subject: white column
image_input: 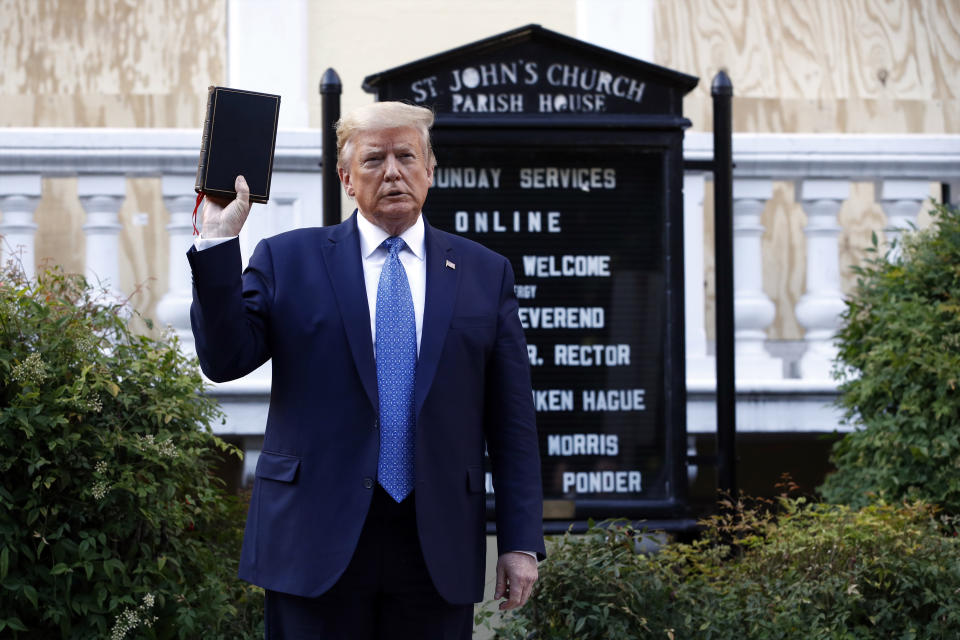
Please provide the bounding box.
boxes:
[77,175,126,296]
[795,179,849,381]
[228,0,309,129]
[0,174,42,280]
[733,178,781,379]
[877,179,931,253]
[157,175,199,357]
[684,171,714,382]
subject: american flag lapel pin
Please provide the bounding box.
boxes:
[445,259,456,270]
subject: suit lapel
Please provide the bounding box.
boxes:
[321,213,379,411]
[416,221,458,416]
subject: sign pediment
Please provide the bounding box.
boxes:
[363,24,699,122]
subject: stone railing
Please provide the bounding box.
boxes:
[682,132,959,433]
[2,128,958,442]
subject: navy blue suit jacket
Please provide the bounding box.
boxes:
[187,213,545,603]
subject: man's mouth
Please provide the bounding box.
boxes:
[384,190,406,198]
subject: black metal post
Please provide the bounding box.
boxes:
[320,68,342,227]
[712,70,737,496]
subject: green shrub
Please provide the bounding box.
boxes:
[486,497,960,639]
[820,203,960,512]
[0,265,263,638]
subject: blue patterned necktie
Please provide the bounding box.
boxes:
[376,237,417,502]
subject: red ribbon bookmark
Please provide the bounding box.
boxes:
[191,192,204,236]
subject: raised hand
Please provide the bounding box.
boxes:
[201,175,251,238]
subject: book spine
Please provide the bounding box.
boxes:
[194,86,217,194]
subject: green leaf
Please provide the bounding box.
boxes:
[22,584,38,608]
[0,547,8,581]
[6,617,28,631]
[102,558,124,579]
[49,563,70,575]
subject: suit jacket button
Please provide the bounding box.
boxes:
[363,477,374,489]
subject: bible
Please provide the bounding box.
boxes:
[195,86,281,204]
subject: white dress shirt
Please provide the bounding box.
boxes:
[355,212,426,355]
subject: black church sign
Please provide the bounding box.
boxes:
[364,25,698,523]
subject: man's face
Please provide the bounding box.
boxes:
[339,126,434,236]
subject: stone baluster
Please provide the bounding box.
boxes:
[157,175,199,357]
[733,178,781,379]
[684,171,714,382]
[795,179,849,381]
[0,174,42,280]
[877,179,931,256]
[77,175,126,298]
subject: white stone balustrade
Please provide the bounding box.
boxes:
[682,171,713,384]
[158,174,201,356]
[1,129,958,435]
[877,179,930,256]
[0,173,41,279]
[732,177,781,379]
[795,179,849,381]
[77,174,126,297]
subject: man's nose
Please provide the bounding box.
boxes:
[384,155,401,180]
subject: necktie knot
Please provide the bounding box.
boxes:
[383,236,405,258]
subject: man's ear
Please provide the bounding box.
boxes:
[338,168,355,197]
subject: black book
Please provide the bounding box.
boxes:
[195,86,281,204]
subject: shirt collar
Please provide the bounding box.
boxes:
[356,210,425,262]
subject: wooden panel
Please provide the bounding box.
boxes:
[661,0,956,348]
[118,179,168,335]
[761,183,806,341]
[0,0,226,127]
[1,0,224,330]
[655,0,960,134]
[33,178,85,277]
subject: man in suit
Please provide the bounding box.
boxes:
[188,101,545,639]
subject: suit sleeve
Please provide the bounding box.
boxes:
[187,237,275,382]
[484,257,547,560]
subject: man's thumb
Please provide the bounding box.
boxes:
[236,175,250,203]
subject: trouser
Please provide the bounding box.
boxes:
[264,486,473,640]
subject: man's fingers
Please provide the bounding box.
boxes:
[494,561,506,600]
[498,575,534,610]
[201,175,251,237]
[495,552,538,610]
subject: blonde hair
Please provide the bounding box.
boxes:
[336,102,436,171]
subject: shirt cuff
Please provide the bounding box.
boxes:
[510,550,538,560]
[194,235,236,251]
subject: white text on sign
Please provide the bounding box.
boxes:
[454,210,561,233]
[548,433,619,456]
[522,255,611,278]
[563,471,642,494]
